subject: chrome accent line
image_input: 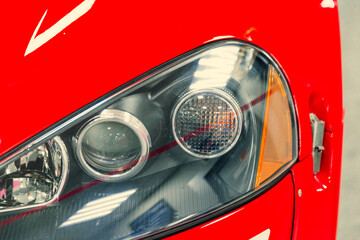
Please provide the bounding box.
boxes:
[310,113,325,173]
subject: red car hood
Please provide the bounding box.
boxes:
[0,0,342,159]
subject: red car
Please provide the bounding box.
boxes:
[0,0,343,239]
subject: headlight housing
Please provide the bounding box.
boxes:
[0,40,297,239]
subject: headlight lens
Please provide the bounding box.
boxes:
[82,122,141,166]
[0,40,297,239]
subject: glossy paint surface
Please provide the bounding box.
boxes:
[292,126,344,240]
[0,0,342,159]
[167,175,294,240]
[0,0,343,239]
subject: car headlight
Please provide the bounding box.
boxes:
[0,40,297,239]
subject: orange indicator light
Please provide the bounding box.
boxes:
[255,65,293,187]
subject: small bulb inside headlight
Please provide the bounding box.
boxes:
[172,89,242,158]
[75,109,151,181]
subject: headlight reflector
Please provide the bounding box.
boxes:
[0,137,68,211]
[172,88,242,158]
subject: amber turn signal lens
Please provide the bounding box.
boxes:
[255,65,293,187]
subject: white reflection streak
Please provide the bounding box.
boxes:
[190,80,229,89]
[59,189,136,228]
[197,59,236,72]
[207,46,239,55]
[206,52,238,60]
[190,47,239,90]
[320,0,335,8]
[204,35,235,43]
[201,209,242,228]
[60,210,114,227]
[194,70,233,79]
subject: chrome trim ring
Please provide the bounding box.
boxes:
[75,109,151,182]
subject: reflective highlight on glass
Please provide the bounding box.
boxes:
[60,189,136,227]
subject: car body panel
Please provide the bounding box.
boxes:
[292,127,344,240]
[0,0,342,159]
[0,0,343,239]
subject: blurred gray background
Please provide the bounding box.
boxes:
[337,0,360,239]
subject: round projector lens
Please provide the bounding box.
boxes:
[81,121,142,171]
[172,89,242,158]
[75,109,151,181]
